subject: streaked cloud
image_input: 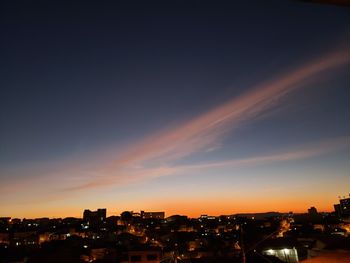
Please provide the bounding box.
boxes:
[180,135,350,170]
[68,47,350,190]
[2,48,350,197]
[106,48,350,170]
[69,135,350,191]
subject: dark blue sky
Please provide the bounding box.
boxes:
[1,0,350,217]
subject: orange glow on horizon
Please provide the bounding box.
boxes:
[2,197,337,219]
[1,47,350,221]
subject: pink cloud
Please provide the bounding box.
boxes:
[3,48,350,195]
[181,136,350,170]
[106,48,350,171]
[87,48,350,184]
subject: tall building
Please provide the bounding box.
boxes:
[339,197,350,216]
[83,208,107,227]
[334,196,350,218]
[334,204,342,217]
[308,207,318,216]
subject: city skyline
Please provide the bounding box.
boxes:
[1,0,350,219]
[2,198,350,220]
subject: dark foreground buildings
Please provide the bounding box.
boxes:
[0,205,350,263]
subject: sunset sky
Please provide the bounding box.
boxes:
[1,0,350,218]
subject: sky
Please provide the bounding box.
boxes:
[1,0,350,218]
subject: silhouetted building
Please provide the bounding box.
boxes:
[334,196,350,218]
[0,217,11,225]
[334,204,342,217]
[308,207,318,216]
[339,197,350,215]
[140,211,165,219]
[83,208,106,227]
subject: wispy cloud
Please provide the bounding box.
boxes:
[180,136,350,170]
[2,48,349,196]
[66,48,350,190]
[67,135,350,191]
[2,134,348,207]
